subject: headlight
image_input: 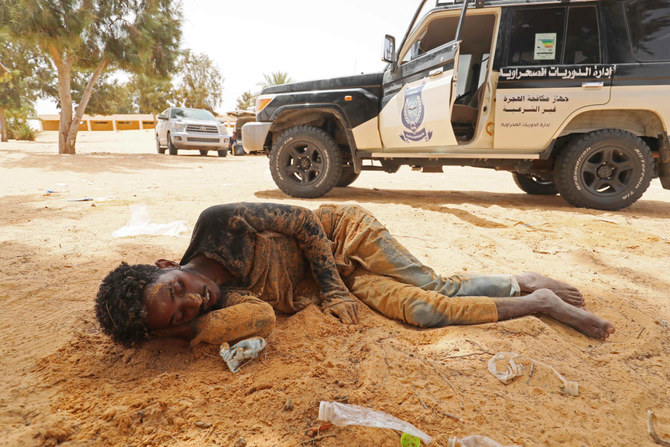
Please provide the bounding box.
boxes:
[255,94,276,113]
[218,125,228,135]
[172,123,186,132]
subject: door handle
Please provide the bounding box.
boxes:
[429,67,444,77]
[582,81,604,88]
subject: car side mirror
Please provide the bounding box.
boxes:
[382,34,397,64]
[158,114,168,120]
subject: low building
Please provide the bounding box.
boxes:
[38,114,157,131]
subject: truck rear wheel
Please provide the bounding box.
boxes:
[553,130,653,210]
[512,173,557,195]
[336,166,360,187]
[270,126,342,198]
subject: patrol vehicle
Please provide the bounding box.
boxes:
[243,0,670,210]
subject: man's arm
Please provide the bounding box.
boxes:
[152,290,276,345]
[225,203,359,323]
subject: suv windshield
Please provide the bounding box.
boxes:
[171,108,217,121]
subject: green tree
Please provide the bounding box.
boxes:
[235,90,258,111]
[173,50,224,113]
[259,71,293,89]
[129,73,174,116]
[71,71,137,115]
[0,38,51,141]
[0,0,182,154]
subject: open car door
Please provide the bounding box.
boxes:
[379,40,461,150]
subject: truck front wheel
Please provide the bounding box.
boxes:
[270,126,342,198]
[168,133,178,155]
[553,130,653,210]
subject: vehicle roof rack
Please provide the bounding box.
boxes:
[436,0,592,8]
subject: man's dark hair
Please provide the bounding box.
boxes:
[95,262,161,347]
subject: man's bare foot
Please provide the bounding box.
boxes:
[534,289,615,340]
[516,272,584,307]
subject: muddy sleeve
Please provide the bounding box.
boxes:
[229,203,353,306]
[190,290,276,345]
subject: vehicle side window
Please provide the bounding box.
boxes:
[507,6,601,66]
[625,0,670,61]
[508,8,566,66]
[564,6,601,64]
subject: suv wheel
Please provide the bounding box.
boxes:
[217,149,227,157]
[336,166,360,187]
[156,135,165,154]
[270,126,342,198]
[168,133,178,155]
[554,130,654,210]
[199,150,208,156]
[512,173,557,195]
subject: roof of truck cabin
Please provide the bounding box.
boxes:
[434,0,601,10]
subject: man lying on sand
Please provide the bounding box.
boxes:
[96,203,615,347]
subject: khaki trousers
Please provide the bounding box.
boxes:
[314,205,520,327]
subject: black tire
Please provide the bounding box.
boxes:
[199,150,209,156]
[269,126,342,198]
[168,133,178,155]
[554,130,654,210]
[217,149,227,157]
[336,166,360,187]
[156,135,165,154]
[512,173,558,195]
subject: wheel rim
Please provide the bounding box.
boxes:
[579,145,638,197]
[527,175,553,186]
[281,141,325,185]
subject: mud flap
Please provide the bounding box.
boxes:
[659,133,670,189]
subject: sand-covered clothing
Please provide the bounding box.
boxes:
[313,204,519,326]
[180,202,520,332]
[180,202,354,314]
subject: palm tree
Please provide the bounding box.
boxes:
[258,71,293,89]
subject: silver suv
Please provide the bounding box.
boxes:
[156,107,229,157]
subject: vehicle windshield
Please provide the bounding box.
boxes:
[171,108,217,121]
[399,1,447,58]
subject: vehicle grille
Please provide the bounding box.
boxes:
[186,124,218,133]
[187,137,220,143]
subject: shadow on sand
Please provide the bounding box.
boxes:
[255,186,670,219]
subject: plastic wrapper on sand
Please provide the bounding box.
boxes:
[318,401,432,444]
[112,204,187,238]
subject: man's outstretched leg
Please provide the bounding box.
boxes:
[515,272,584,307]
[496,288,614,340]
[344,267,614,340]
[315,204,582,304]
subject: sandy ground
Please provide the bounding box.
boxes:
[1,129,669,446]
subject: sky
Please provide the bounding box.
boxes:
[36,0,423,115]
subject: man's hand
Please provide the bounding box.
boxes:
[323,300,359,324]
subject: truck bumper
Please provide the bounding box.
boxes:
[171,131,228,150]
[242,122,271,153]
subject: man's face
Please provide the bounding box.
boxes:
[143,267,221,330]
